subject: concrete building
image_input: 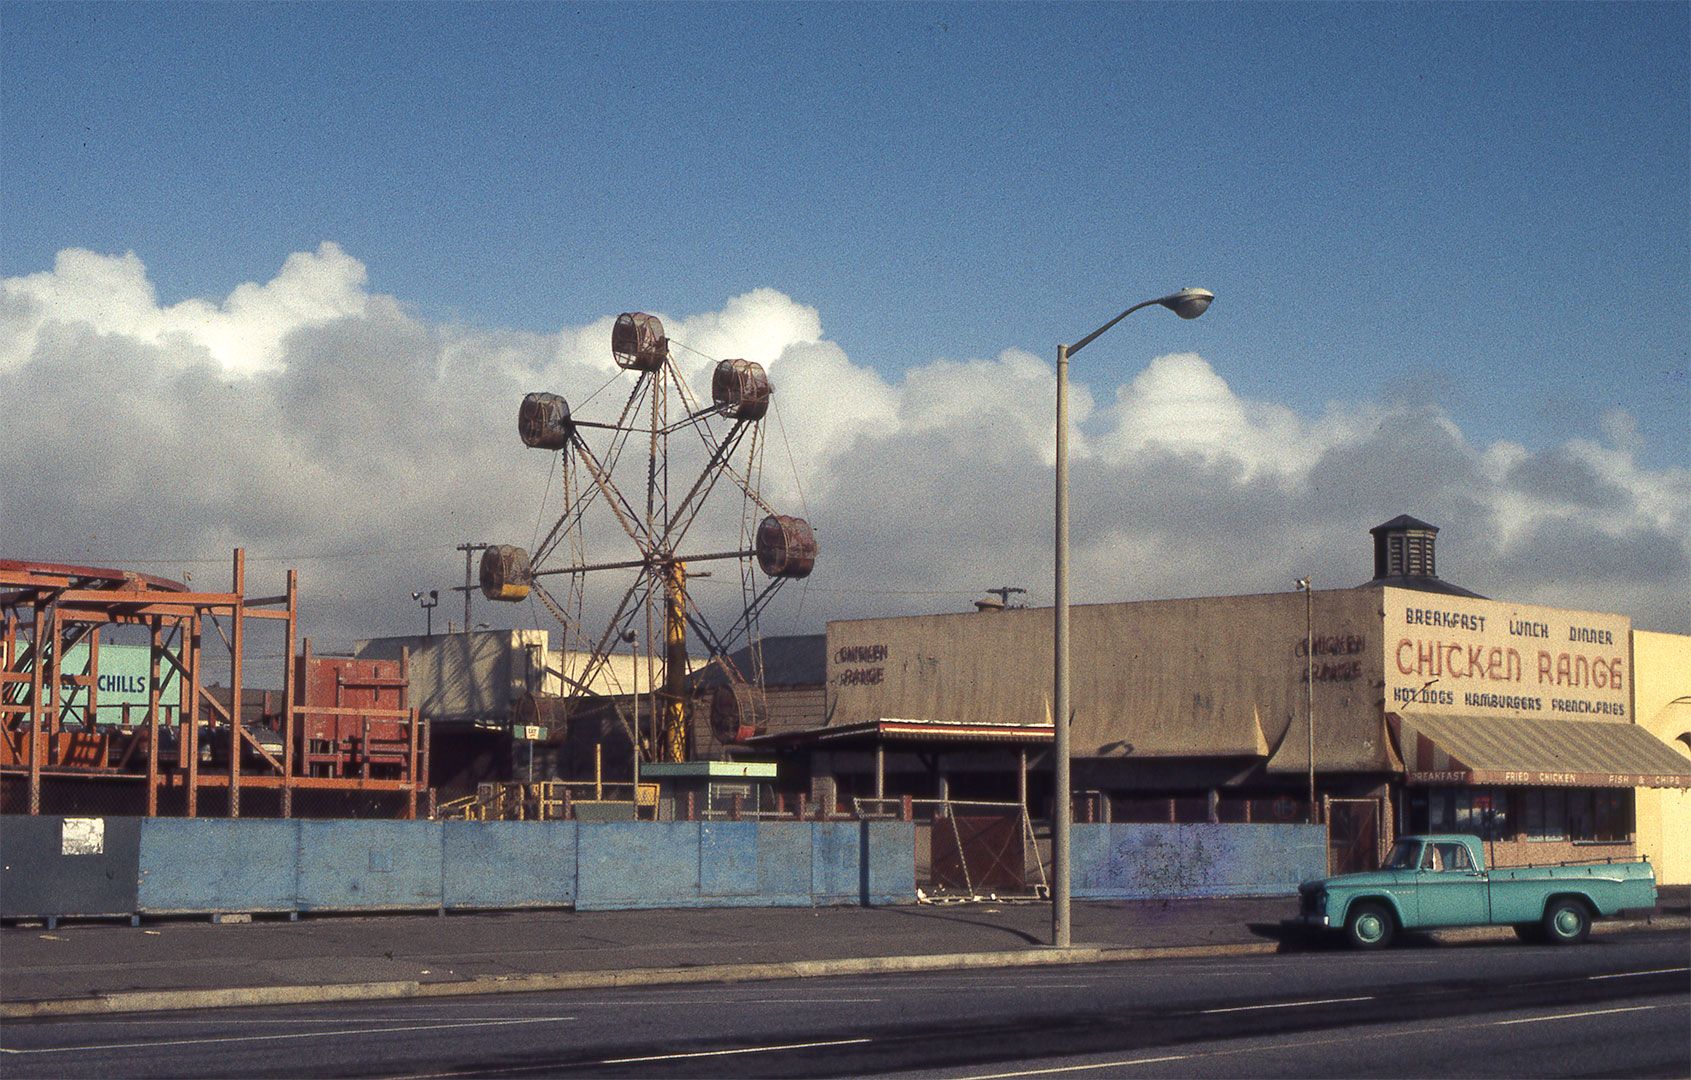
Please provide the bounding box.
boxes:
[688,634,827,757]
[762,518,1691,873]
[1632,629,1691,883]
[354,629,662,796]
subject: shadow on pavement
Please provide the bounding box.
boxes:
[876,905,1045,947]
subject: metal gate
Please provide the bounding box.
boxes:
[1325,797,1385,876]
[854,797,1048,900]
[933,812,1026,892]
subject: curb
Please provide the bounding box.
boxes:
[3,918,1683,1019]
[0,943,1281,1019]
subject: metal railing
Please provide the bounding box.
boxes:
[438,780,653,821]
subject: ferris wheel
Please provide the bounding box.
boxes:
[479,311,816,762]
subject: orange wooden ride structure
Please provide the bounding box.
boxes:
[0,553,428,818]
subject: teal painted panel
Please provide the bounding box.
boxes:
[811,821,863,902]
[32,642,183,727]
[1075,824,1326,899]
[138,818,298,913]
[1487,877,1544,924]
[296,820,443,911]
[864,820,915,904]
[755,822,812,904]
[700,822,758,897]
[576,822,700,910]
[1121,825,1187,895]
[443,820,577,909]
[1070,822,1116,896]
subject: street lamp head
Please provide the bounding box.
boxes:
[1160,288,1214,320]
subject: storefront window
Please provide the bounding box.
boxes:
[1519,787,1630,842]
[1414,786,1633,843]
[1427,788,1454,832]
[1522,788,1544,837]
[1586,789,1631,842]
[1546,789,1567,839]
[1427,786,1508,839]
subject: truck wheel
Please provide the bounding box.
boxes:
[1344,902,1395,950]
[1542,898,1591,945]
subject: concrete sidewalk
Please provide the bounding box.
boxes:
[4,889,1685,1017]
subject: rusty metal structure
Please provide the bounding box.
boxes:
[481,311,817,763]
[0,553,427,818]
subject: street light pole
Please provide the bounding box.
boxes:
[1297,576,1315,823]
[1053,288,1212,949]
[413,590,439,637]
[622,628,640,817]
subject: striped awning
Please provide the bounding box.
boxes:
[1389,713,1691,789]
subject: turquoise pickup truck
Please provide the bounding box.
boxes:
[1294,833,1657,949]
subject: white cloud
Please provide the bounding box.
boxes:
[1,243,368,374]
[2,245,1687,657]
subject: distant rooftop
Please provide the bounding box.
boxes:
[690,634,826,689]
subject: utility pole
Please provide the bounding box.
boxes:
[1297,576,1315,823]
[452,543,490,633]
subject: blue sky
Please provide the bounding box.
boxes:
[6,2,1686,460]
[3,2,1688,640]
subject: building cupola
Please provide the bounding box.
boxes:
[1371,514,1438,579]
[1364,515,1485,598]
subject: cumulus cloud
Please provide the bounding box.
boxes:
[1,243,369,375]
[2,245,1686,671]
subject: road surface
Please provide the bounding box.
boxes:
[3,931,1686,1078]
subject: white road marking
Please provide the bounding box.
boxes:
[1493,1004,1662,1026]
[602,1037,873,1064]
[389,1036,877,1079]
[0,1016,575,1055]
[967,1061,1190,1074]
[1588,967,1690,981]
[951,1001,1685,1078]
[963,1055,1189,1078]
[1201,995,1372,1014]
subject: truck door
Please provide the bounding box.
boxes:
[1416,840,1489,926]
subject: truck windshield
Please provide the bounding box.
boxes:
[1382,840,1421,869]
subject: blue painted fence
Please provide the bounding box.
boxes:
[1071,823,1328,899]
[2,816,916,918]
[2,817,1319,918]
